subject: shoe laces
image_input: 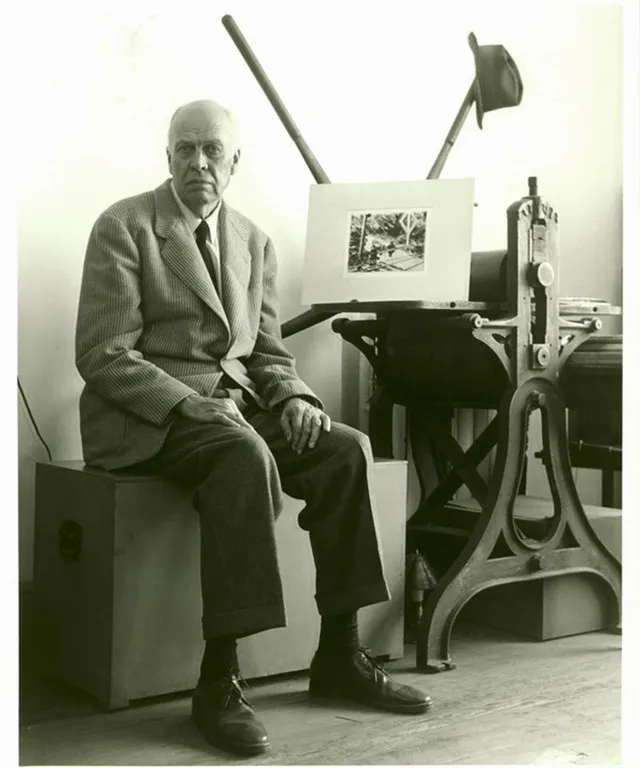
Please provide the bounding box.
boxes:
[357,646,387,674]
[223,673,254,710]
[232,659,253,692]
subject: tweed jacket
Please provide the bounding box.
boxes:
[76,179,320,470]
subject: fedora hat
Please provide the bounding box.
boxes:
[468,32,523,129]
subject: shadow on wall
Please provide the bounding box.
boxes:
[18,436,44,585]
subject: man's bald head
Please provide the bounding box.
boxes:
[166,99,241,217]
[167,100,239,153]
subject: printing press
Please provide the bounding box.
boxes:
[327,178,622,670]
[223,17,623,672]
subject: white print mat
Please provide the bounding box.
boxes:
[302,178,475,306]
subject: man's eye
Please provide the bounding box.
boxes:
[205,145,222,157]
[178,146,192,155]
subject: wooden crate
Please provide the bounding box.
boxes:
[33,459,407,709]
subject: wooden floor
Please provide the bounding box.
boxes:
[20,623,621,766]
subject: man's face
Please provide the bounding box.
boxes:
[167,107,240,216]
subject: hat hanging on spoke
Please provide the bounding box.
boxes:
[468,32,524,129]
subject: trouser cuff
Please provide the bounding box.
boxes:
[202,603,287,641]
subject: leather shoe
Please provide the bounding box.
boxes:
[192,675,270,756]
[309,648,432,714]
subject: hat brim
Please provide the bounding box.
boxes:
[468,32,485,129]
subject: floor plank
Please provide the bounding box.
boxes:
[20,624,621,765]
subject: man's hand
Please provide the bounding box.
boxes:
[174,393,255,430]
[280,398,331,454]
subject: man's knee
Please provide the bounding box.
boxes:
[223,428,275,470]
[322,423,373,466]
[195,427,282,512]
[187,426,276,482]
[295,422,375,531]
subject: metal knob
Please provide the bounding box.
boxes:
[529,553,546,571]
[531,391,547,408]
[528,261,555,288]
[536,347,550,367]
[583,317,603,332]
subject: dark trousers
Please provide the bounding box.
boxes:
[136,406,390,640]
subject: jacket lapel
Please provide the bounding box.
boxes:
[153,181,229,334]
[219,202,251,347]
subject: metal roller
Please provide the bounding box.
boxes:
[468,250,508,302]
[561,335,622,448]
[380,313,509,407]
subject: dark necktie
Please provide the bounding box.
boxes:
[195,220,219,292]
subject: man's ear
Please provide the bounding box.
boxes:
[166,147,173,174]
[230,149,241,176]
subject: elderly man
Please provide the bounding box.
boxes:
[75,99,430,756]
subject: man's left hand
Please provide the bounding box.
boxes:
[280,398,331,454]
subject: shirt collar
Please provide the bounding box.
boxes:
[170,180,222,238]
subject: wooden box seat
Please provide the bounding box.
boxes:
[33,459,408,709]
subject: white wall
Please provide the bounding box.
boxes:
[17,0,623,582]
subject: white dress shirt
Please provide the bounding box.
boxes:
[170,181,223,296]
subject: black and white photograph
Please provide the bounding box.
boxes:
[347,209,428,274]
[11,1,637,766]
